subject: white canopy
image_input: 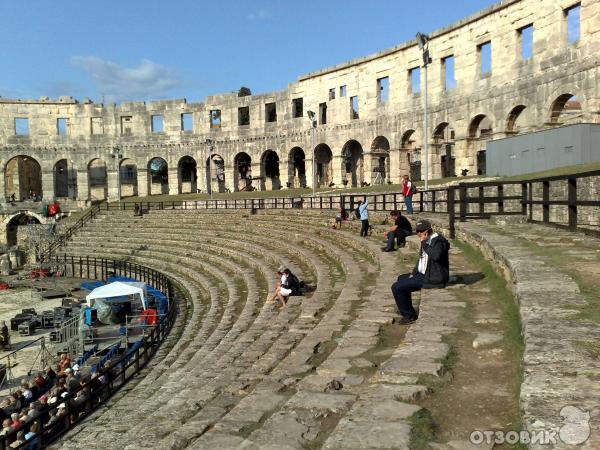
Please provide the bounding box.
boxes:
[86,281,147,309]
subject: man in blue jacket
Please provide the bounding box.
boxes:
[357,200,370,237]
[391,220,450,324]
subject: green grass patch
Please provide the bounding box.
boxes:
[409,409,440,450]
[576,340,600,360]
[453,240,524,356]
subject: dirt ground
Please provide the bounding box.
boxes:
[416,243,524,449]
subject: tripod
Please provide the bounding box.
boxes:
[0,354,15,390]
[373,171,384,185]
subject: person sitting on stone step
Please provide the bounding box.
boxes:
[382,210,413,252]
[391,220,450,324]
[266,267,286,305]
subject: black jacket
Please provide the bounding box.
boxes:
[412,234,450,286]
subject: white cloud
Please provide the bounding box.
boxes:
[247,9,271,20]
[72,56,180,102]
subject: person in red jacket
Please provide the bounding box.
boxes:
[402,174,415,215]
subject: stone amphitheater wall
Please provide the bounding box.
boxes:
[0,0,598,205]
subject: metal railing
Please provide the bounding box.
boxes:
[42,170,600,256]
[42,202,104,260]
[0,256,178,449]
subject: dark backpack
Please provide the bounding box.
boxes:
[287,273,303,295]
[355,207,361,219]
[410,183,418,195]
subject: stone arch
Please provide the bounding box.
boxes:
[314,144,333,188]
[341,140,364,187]
[288,147,306,189]
[120,158,138,197]
[506,105,527,133]
[4,155,42,201]
[370,136,390,184]
[5,213,42,248]
[178,156,197,194]
[53,159,78,200]
[260,150,281,190]
[549,93,581,124]
[233,152,252,192]
[401,129,422,181]
[206,154,225,194]
[147,157,169,195]
[467,114,493,175]
[433,122,456,178]
[88,158,108,201]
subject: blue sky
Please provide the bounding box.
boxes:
[0,0,498,103]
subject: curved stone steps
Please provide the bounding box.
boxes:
[59,212,396,449]
[58,217,352,442]
[65,218,376,446]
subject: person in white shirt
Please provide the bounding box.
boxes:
[391,220,450,324]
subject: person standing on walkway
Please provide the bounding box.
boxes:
[402,174,416,215]
[357,200,370,237]
[391,220,450,324]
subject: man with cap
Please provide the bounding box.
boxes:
[391,219,450,324]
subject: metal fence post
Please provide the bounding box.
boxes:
[448,186,456,239]
[567,177,577,232]
[459,184,467,222]
[542,180,550,223]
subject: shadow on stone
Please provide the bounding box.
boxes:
[450,272,484,286]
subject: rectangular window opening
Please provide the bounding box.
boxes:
[443,56,456,91]
[151,115,164,133]
[519,25,534,60]
[410,67,421,94]
[57,118,69,135]
[339,85,347,97]
[121,116,132,135]
[377,76,390,103]
[238,106,250,126]
[328,88,336,101]
[292,98,304,118]
[565,4,581,44]
[319,102,327,125]
[91,117,104,135]
[210,110,221,129]
[15,118,29,136]
[265,102,277,123]
[181,113,193,132]
[350,96,359,120]
[478,41,492,75]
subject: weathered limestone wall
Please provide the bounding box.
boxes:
[0,0,598,206]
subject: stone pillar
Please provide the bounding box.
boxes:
[168,168,179,195]
[305,154,315,189]
[362,152,373,184]
[137,168,148,198]
[67,160,78,199]
[0,171,5,202]
[107,167,119,201]
[41,169,54,202]
[278,157,289,189]
[389,149,402,184]
[332,155,344,187]
[224,167,235,192]
[251,162,262,191]
[77,170,89,203]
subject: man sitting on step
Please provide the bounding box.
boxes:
[382,210,412,252]
[391,220,450,324]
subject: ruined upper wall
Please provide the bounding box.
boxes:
[0,0,597,148]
